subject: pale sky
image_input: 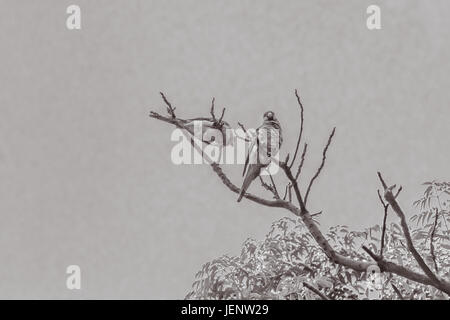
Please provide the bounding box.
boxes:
[0,0,449,298]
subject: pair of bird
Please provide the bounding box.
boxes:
[237,111,282,202]
[182,110,282,202]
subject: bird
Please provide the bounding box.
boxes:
[237,111,282,202]
[182,118,233,147]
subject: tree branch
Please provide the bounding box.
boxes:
[430,208,439,273]
[304,127,336,204]
[294,143,308,181]
[289,89,305,169]
[377,190,389,257]
[150,93,450,297]
[159,92,176,118]
[302,282,331,300]
[377,172,450,293]
[259,175,280,200]
[391,284,404,300]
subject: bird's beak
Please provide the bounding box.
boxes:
[265,113,274,121]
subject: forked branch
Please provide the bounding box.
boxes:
[377,172,450,294]
[150,92,450,296]
[304,127,336,204]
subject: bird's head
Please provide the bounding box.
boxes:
[263,111,276,121]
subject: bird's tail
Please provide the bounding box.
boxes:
[237,189,246,202]
[237,165,260,202]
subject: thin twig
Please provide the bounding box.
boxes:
[311,211,322,217]
[159,92,176,118]
[218,107,226,124]
[280,160,307,212]
[377,172,387,190]
[304,127,336,204]
[289,89,305,169]
[237,121,251,142]
[430,208,439,273]
[377,190,389,257]
[377,172,444,289]
[362,245,381,262]
[210,97,216,121]
[391,284,404,300]
[294,143,308,181]
[282,184,289,201]
[302,282,331,300]
[268,173,280,199]
[259,176,279,199]
[210,97,226,126]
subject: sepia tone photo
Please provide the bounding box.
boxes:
[0,0,449,302]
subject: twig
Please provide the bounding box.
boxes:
[159,92,176,118]
[302,282,331,300]
[377,190,389,257]
[282,184,290,201]
[377,172,387,189]
[430,208,439,273]
[259,176,279,199]
[377,172,447,291]
[304,127,336,204]
[377,186,401,257]
[294,143,308,181]
[391,284,404,300]
[362,245,381,262]
[210,97,216,121]
[280,160,307,212]
[218,107,226,125]
[237,121,251,142]
[311,211,322,217]
[210,97,226,126]
[289,89,305,169]
[268,173,280,199]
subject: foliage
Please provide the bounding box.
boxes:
[186,181,450,300]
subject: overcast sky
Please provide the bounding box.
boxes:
[0,0,449,298]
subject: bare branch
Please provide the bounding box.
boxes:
[311,211,322,217]
[159,92,176,118]
[289,89,305,169]
[378,172,448,292]
[430,208,439,272]
[268,173,280,199]
[377,190,389,257]
[210,97,216,122]
[377,189,386,207]
[259,176,280,200]
[302,282,331,300]
[391,284,404,300]
[394,186,403,198]
[237,122,249,137]
[218,107,226,124]
[282,184,290,201]
[280,161,306,212]
[377,171,387,190]
[210,97,226,126]
[362,245,381,262]
[304,127,336,204]
[235,122,251,142]
[294,143,308,181]
[378,186,402,257]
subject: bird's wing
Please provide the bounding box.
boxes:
[242,128,260,176]
[256,124,281,165]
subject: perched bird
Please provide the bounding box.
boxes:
[183,118,233,147]
[237,111,282,202]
